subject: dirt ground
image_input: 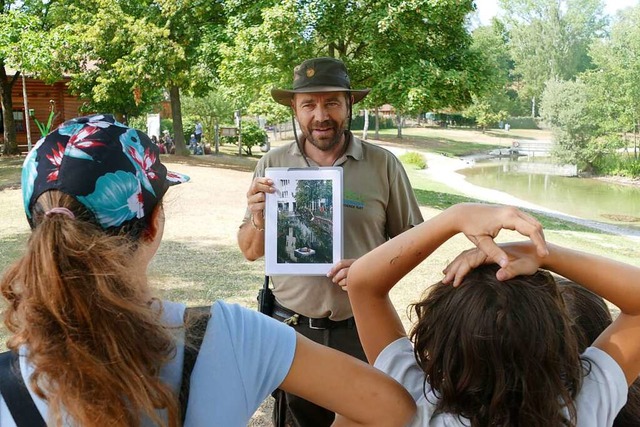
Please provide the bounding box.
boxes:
[1,139,633,425]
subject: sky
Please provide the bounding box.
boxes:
[474,0,640,25]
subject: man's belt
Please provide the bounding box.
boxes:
[272,301,355,330]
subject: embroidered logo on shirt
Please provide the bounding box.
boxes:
[343,190,364,209]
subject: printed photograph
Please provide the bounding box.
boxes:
[264,167,343,275]
[275,179,333,264]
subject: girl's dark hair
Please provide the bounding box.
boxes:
[557,279,612,353]
[558,279,640,427]
[0,191,179,426]
[409,264,583,426]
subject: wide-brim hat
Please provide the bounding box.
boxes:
[271,57,370,106]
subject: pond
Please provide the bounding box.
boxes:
[459,159,640,230]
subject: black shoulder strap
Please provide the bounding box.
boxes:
[180,306,211,423]
[0,351,46,427]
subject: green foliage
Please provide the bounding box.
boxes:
[295,180,333,212]
[181,89,235,144]
[219,0,482,121]
[127,115,147,132]
[161,119,173,135]
[399,151,427,169]
[585,6,640,135]
[592,153,640,178]
[239,121,267,155]
[505,117,540,129]
[464,94,508,131]
[540,79,603,170]
[499,0,607,104]
[351,114,395,130]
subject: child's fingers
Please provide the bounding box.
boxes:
[514,211,548,257]
[473,235,509,268]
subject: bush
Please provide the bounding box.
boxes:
[181,116,198,142]
[399,151,427,169]
[161,119,173,135]
[127,115,147,132]
[593,153,640,178]
[240,121,267,156]
[351,114,396,130]
[505,117,541,129]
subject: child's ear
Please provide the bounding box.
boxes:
[144,205,165,242]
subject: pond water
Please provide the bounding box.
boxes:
[460,159,640,230]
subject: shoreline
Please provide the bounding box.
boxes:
[594,175,640,188]
[378,144,640,239]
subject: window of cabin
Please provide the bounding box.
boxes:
[13,110,25,133]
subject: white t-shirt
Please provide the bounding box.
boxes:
[374,337,628,427]
[0,301,297,426]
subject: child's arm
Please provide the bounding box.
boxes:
[280,334,416,426]
[445,241,640,386]
[347,203,547,364]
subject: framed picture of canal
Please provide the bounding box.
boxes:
[264,167,343,275]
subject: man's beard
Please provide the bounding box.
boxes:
[303,119,348,152]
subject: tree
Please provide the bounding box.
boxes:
[585,6,640,141]
[540,78,606,172]
[52,0,227,155]
[0,1,67,154]
[463,21,513,129]
[182,89,234,154]
[295,179,332,213]
[218,0,482,138]
[499,0,607,116]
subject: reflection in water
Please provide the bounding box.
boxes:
[461,160,640,229]
[278,216,332,264]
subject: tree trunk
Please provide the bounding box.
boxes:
[0,64,19,155]
[169,85,188,155]
[374,107,380,140]
[395,112,403,139]
[531,96,536,118]
[362,109,369,140]
[214,122,219,155]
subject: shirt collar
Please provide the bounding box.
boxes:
[288,131,363,164]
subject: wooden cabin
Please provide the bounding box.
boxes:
[1,71,85,153]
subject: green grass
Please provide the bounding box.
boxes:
[0,157,23,189]
[364,128,504,157]
[398,151,427,169]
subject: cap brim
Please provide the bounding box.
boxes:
[271,87,371,106]
[166,170,190,185]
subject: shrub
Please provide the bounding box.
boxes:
[505,117,541,129]
[399,151,427,169]
[240,121,267,156]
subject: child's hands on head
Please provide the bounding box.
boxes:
[443,242,545,286]
[455,204,548,267]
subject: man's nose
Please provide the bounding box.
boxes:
[313,104,330,121]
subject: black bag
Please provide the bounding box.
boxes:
[257,275,275,316]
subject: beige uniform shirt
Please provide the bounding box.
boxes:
[243,134,423,320]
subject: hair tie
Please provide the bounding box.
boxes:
[44,207,76,220]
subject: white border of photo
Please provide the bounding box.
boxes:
[264,167,343,276]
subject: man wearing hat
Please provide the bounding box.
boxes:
[238,57,423,426]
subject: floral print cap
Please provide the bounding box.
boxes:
[22,114,189,230]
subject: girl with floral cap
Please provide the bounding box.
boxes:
[0,115,414,426]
